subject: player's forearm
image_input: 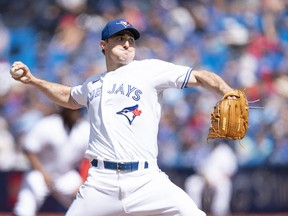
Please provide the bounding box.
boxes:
[189,70,233,95]
[25,150,49,176]
[9,61,80,109]
[30,77,79,109]
[25,150,54,188]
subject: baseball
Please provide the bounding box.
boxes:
[10,67,24,78]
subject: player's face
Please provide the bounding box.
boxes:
[103,31,136,66]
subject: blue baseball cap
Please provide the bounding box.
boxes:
[101,19,140,40]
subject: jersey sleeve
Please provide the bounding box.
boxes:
[71,75,101,107]
[147,59,193,90]
[71,84,87,107]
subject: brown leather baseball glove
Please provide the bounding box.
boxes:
[207,90,249,140]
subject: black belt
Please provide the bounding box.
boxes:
[91,159,149,172]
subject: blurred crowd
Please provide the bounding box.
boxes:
[0,0,288,171]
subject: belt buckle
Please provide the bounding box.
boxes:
[116,162,125,172]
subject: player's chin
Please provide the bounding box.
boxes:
[118,56,134,65]
[119,51,135,62]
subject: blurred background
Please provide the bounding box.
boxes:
[0,0,288,215]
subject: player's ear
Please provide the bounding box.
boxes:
[100,40,106,50]
[100,40,106,55]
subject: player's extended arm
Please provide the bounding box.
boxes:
[24,150,54,190]
[10,61,81,110]
[187,69,233,95]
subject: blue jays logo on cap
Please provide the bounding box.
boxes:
[116,104,142,125]
[101,19,140,40]
[118,20,131,28]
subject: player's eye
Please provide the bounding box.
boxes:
[128,38,135,44]
[115,36,135,43]
[117,37,124,41]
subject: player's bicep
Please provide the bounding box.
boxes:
[186,69,201,87]
[187,69,218,87]
[69,95,85,109]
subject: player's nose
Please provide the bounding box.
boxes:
[123,40,130,49]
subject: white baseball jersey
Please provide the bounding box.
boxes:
[71,59,192,161]
[22,114,90,177]
[14,114,90,216]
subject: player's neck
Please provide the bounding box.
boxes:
[106,62,126,72]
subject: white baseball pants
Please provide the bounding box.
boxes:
[66,165,206,216]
